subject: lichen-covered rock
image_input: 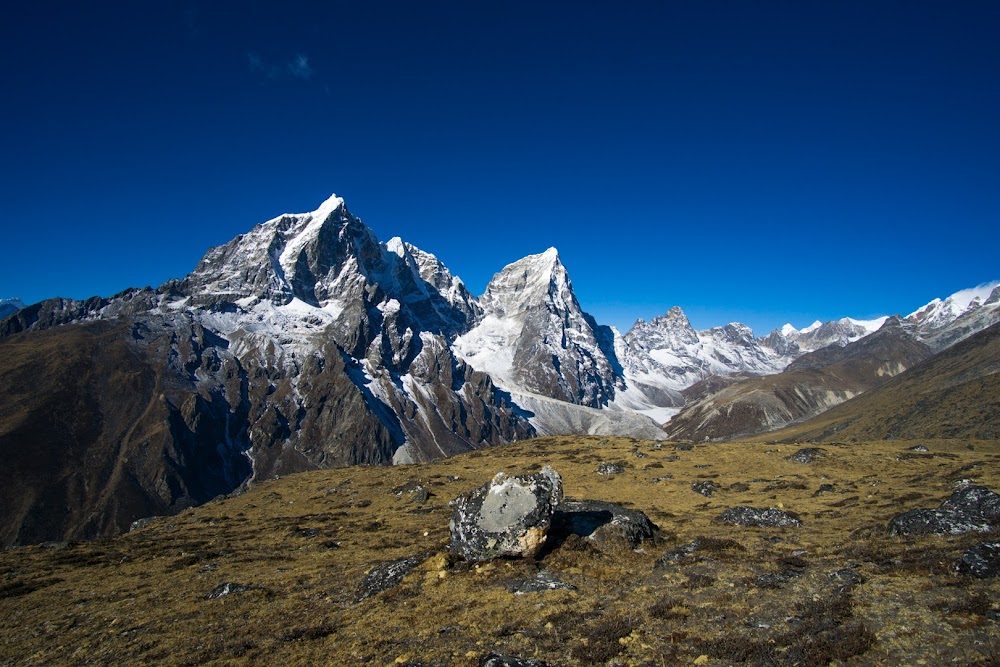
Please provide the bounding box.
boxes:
[954,542,1000,578]
[787,447,827,464]
[654,536,745,569]
[551,499,659,548]
[887,485,1000,536]
[355,552,430,601]
[717,506,802,528]
[449,467,563,562]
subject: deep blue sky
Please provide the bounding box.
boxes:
[2,1,997,335]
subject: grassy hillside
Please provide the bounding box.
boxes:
[761,322,1000,443]
[2,435,999,666]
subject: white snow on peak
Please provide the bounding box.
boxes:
[801,321,823,334]
[780,323,798,336]
[907,281,1000,320]
[845,316,889,333]
[309,193,345,219]
[385,236,406,257]
[542,247,559,259]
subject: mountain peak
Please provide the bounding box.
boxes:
[310,193,345,220]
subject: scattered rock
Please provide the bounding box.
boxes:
[631,448,648,459]
[955,542,1000,578]
[129,516,161,532]
[674,444,694,451]
[449,467,563,562]
[729,482,750,492]
[887,485,1000,536]
[597,461,626,475]
[393,480,431,504]
[206,583,251,599]
[827,568,865,590]
[814,483,836,496]
[503,570,576,594]
[479,654,550,667]
[717,506,802,528]
[654,536,745,568]
[755,570,803,588]
[787,448,827,464]
[692,481,719,497]
[909,444,929,452]
[355,553,430,601]
[651,475,672,483]
[551,499,659,548]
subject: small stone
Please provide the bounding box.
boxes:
[692,481,719,497]
[674,444,694,451]
[814,483,835,496]
[909,444,929,452]
[356,553,430,601]
[479,654,550,667]
[597,461,626,475]
[827,568,865,590]
[787,447,827,464]
[717,506,802,528]
[205,582,251,599]
[503,570,576,594]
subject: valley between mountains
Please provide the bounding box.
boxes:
[0,194,998,547]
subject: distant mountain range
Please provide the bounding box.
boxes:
[1,194,997,545]
[0,297,23,320]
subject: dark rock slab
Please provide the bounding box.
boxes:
[814,483,835,496]
[504,570,576,594]
[955,542,1000,578]
[827,568,865,591]
[449,467,563,562]
[551,499,659,548]
[887,485,1000,536]
[355,552,430,601]
[717,506,802,528]
[787,447,827,464]
[479,654,551,667]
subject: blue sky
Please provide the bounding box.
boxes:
[2,1,997,335]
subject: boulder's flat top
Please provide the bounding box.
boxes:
[2,435,999,666]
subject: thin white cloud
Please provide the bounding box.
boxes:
[288,54,313,80]
[247,52,315,82]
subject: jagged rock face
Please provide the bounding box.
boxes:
[454,249,621,408]
[909,284,1000,351]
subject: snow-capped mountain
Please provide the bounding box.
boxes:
[1,192,996,545]
[0,298,24,320]
[906,282,1000,351]
[453,248,621,409]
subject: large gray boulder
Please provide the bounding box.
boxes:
[450,466,563,562]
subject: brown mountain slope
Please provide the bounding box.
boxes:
[761,321,1000,442]
[663,320,932,442]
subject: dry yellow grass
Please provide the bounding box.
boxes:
[2,436,999,666]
